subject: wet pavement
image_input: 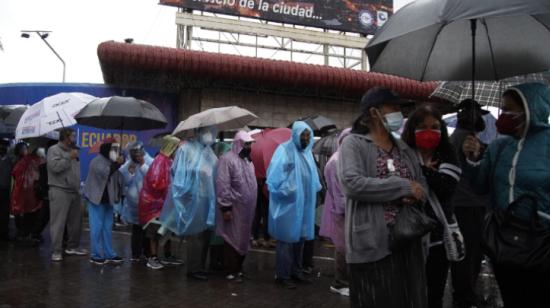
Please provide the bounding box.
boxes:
[0,223,503,308]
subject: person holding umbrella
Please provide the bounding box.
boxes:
[119,142,153,262]
[138,135,180,270]
[83,138,124,265]
[267,121,321,289]
[462,83,550,308]
[215,130,257,282]
[47,128,87,262]
[338,87,428,307]
[158,126,218,281]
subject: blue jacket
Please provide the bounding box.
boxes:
[466,83,550,223]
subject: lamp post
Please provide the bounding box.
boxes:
[21,30,65,82]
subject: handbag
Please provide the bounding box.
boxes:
[481,194,550,271]
[389,202,438,251]
[426,192,466,262]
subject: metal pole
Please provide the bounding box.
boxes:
[38,33,65,83]
[470,19,477,100]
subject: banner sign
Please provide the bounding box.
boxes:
[160,0,393,34]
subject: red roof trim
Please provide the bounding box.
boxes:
[97,41,437,99]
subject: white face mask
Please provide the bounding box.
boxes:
[200,132,214,146]
[109,150,118,162]
[383,111,404,132]
[36,148,46,159]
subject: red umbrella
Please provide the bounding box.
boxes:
[251,128,291,179]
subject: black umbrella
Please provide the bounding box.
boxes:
[75,96,167,130]
[366,0,550,100]
[290,115,337,136]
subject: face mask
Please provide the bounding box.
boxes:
[495,112,524,136]
[383,111,404,132]
[200,132,214,146]
[109,150,118,162]
[0,147,6,156]
[415,129,441,150]
[36,148,46,159]
[239,147,251,160]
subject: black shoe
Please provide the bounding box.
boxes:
[291,275,313,284]
[303,267,313,275]
[275,278,297,289]
[90,258,105,265]
[105,256,124,264]
[187,272,208,281]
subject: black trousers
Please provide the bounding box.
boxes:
[252,181,270,241]
[451,207,485,304]
[426,245,449,308]
[0,188,10,240]
[303,239,315,269]
[493,264,550,308]
[223,242,245,275]
[131,224,150,258]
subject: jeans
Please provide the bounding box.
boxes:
[88,202,117,260]
[275,240,304,280]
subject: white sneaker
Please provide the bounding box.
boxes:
[65,248,88,256]
[147,257,164,270]
[51,253,63,262]
[330,286,350,297]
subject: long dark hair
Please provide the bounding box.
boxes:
[402,104,456,162]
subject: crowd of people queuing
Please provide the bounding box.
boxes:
[0,83,549,308]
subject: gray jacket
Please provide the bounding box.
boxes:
[47,143,80,193]
[83,154,122,205]
[338,134,427,264]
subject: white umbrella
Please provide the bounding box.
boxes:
[15,92,96,140]
[172,106,258,138]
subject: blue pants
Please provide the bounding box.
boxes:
[276,239,305,280]
[88,202,117,260]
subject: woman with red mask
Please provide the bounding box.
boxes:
[402,104,464,308]
[463,83,550,308]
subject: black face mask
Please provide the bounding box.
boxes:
[0,147,6,156]
[239,147,251,160]
[300,139,309,150]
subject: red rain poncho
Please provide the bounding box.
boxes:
[138,153,173,225]
[10,154,43,215]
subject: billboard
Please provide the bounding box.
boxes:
[160,0,393,34]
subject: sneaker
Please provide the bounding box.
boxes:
[330,286,350,297]
[226,274,236,280]
[275,278,297,289]
[291,274,313,284]
[187,272,208,281]
[130,256,142,262]
[105,256,124,264]
[303,266,313,275]
[160,256,184,266]
[51,253,63,262]
[90,258,105,265]
[65,248,88,256]
[147,257,164,270]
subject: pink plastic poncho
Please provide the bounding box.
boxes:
[319,128,351,253]
[215,131,258,255]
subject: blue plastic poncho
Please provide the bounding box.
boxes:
[119,147,154,225]
[159,127,218,236]
[266,121,322,243]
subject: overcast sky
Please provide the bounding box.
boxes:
[0,0,413,84]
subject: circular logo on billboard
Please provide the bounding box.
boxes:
[359,10,374,27]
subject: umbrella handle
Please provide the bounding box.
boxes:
[56,111,65,128]
[470,19,477,101]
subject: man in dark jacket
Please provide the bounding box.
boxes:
[449,99,491,308]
